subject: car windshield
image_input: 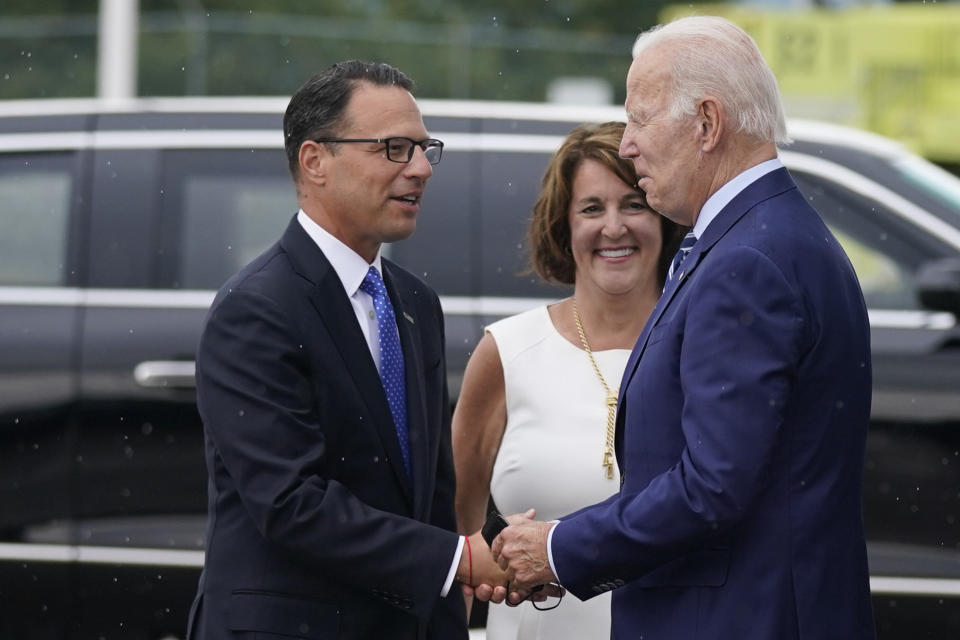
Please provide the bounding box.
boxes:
[894,155,960,226]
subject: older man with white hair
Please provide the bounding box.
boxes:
[487,15,876,640]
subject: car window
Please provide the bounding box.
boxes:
[0,153,73,286]
[158,149,296,290]
[477,150,568,298]
[791,169,954,311]
[388,149,477,296]
[830,227,915,309]
[178,174,294,289]
[894,155,960,226]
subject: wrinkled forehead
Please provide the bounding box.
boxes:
[625,55,672,114]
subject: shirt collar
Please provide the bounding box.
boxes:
[296,209,383,297]
[692,157,784,238]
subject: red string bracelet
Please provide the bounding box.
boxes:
[464,535,473,586]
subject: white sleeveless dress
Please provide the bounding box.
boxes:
[484,305,628,640]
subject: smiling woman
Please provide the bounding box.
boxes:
[567,158,663,302]
[452,121,684,640]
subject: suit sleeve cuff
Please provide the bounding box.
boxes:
[441,535,465,597]
[546,521,562,585]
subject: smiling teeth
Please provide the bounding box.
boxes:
[598,248,635,258]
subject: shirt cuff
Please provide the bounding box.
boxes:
[441,535,465,597]
[546,521,561,585]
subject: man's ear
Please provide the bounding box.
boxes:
[697,97,724,153]
[298,140,328,187]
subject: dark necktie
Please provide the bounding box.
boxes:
[668,231,698,282]
[359,266,411,476]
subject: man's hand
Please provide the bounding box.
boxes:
[490,513,558,599]
[457,531,509,603]
[464,508,535,604]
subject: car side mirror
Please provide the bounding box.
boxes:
[916,258,960,314]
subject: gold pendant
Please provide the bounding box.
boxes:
[602,452,614,479]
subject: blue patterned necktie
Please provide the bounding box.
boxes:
[668,231,698,282]
[359,266,411,477]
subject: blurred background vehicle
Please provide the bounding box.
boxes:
[0,98,959,639]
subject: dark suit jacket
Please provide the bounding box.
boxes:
[186,217,466,640]
[552,168,876,639]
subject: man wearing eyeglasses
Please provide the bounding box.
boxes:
[186,60,501,640]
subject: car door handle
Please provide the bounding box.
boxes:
[133,361,197,389]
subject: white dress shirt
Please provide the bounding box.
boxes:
[691,158,783,238]
[296,210,384,368]
[296,210,463,597]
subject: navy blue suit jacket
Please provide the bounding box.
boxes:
[552,168,876,639]
[186,217,466,640]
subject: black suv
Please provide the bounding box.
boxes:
[2,98,960,639]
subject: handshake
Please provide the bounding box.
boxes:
[456,509,565,606]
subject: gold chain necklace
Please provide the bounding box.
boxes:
[572,297,617,480]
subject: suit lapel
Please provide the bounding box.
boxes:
[383,262,430,519]
[280,218,415,509]
[615,168,798,467]
[618,253,695,401]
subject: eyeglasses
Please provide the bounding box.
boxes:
[506,582,564,611]
[313,136,444,165]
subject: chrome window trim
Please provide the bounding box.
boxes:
[0,129,566,153]
[0,130,283,152]
[870,576,960,597]
[0,97,915,158]
[0,96,289,117]
[0,542,204,568]
[0,287,952,330]
[780,150,960,251]
[0,287,213,308]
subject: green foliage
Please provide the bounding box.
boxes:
[1,0,96,15]
[0,0,696,100]
[0,26,96,99]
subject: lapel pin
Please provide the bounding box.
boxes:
[403,311,415,324]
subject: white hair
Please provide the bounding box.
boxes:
[632,16,790,145]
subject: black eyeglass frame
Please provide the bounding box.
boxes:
[312,137,444,165]
[505,582,564,611]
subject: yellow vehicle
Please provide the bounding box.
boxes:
[663,4,960,164]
